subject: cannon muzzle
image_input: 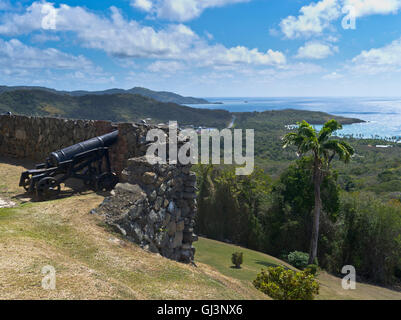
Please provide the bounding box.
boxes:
[48,130,119,167]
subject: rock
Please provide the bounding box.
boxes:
[115,183,145,195]
[163,213,171,226]
[129,203,144,219]
[182,243,192,250]
[163,199,169,208]
[142,172,157,184]
[184,187,197,193]
[167,201,176,214]
[147,210,159,224]
[182,166,191,174]
[172,231,183,248]
[181,206,190,217]
[158,183,167,195]
[149,190,157,201]
[132,223,144,242]
[183,192,197,199]
[183,232,197,243]
[154,197,163,211]
[175,209,181,222]
[176,220,185,232]
[167,221,176,236]
[185,179,196,187]
[144,242,159,253]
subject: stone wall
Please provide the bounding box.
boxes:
[94,156,198,263]
[0,114,198,263]
[0,114,161,175]
[0,114,115,161]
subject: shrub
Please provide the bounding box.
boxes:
[253,266,320,300]
[305,264,319,275]
[287,251,309,269]
[231,252,243,268]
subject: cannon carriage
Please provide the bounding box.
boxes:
[19,131,120,200]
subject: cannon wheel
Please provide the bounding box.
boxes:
[95,172,118,192]
[36,177,61,200]
[21,175,33,192]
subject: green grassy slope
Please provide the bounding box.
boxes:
[0,160,265,300]
[193,237,401,300]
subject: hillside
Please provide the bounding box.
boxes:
[0,90,230,128]
[0,158,265,300]
[0,86,210,105]
[194,238,401,300]
[1,159,400,300]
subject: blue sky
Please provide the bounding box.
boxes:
[0,0,401,97]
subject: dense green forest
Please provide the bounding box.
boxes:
[195,117,401,287]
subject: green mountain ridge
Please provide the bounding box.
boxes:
[0,89,364,130]
[0,89,230,128]
[0,85,211,105]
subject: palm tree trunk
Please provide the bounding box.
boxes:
[309,160,322,265]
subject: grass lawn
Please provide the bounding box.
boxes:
[0,158,266,300]
[194,237,294,281]
[194,237,401,300]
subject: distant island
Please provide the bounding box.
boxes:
[0,85,211,105]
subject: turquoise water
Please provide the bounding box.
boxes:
[187,97,401,141]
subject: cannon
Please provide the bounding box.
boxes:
[19,131,119,200]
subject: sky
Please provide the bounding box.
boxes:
[0,0,401,97]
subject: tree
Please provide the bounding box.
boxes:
[231,252,243,268]
[283,120,354,264]
[253,266,319,300]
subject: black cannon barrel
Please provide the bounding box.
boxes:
[48,130,119,167]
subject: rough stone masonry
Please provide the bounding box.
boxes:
[94,156,198,263]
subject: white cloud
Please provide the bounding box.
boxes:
[0,3,198,59]
[350,37,401,74]
[296,41,338,59]
[191,45,286,67]
[30,33,60,43]
[0,1,285,68]
[130,0,250,21]
[0,38,93,70]
[322,71,343,79]
[343,0,401,17]
[280,0,341,39]
[148,60,185,72]
[280,0,401,39]
[132,0,153,11]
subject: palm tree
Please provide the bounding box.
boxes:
[283,120,354,264]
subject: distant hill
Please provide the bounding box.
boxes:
[0,89,230,128]
[0,85,211,105]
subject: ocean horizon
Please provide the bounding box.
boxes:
[187,97,401,141]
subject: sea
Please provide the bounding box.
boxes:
[187,97,401,141]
